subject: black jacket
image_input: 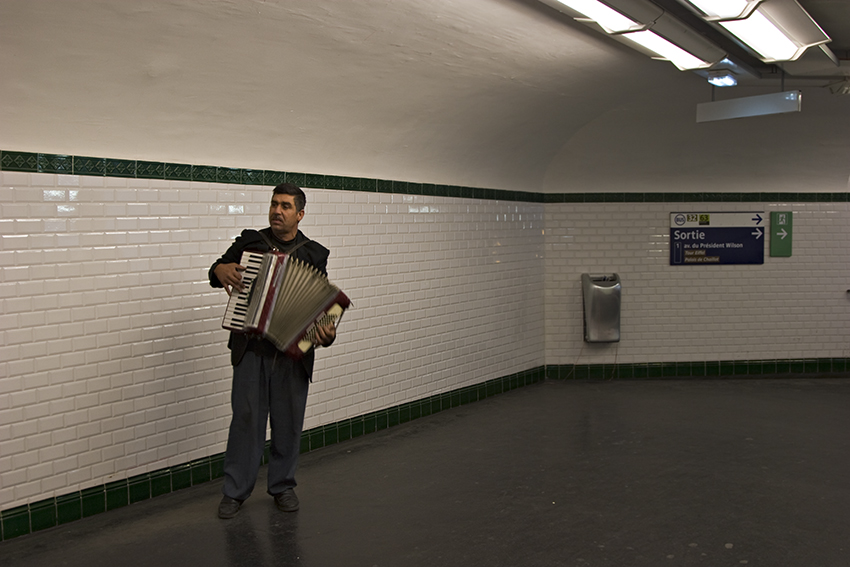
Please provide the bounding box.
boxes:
[209,228,332,375]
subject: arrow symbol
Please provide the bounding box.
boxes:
[777,228,788,240]
[752,214,763,225]
[752,228,763,239]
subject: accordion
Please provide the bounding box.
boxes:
[221,250,351,359]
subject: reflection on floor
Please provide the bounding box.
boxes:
[2,378,849,567]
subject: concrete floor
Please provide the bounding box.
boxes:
[2,378,849,567]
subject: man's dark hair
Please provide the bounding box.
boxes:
[272,183,306,212]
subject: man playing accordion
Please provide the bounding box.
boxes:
[209,183,336,519]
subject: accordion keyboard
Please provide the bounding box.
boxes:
[221,250,266,331]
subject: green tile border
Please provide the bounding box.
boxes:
[3,150,846,203]
[0,366,545,542]
[545,358,850,381]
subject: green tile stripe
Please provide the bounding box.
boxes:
[542,191,850,203]
[0,367,544,542]
[545,357,850,380]
[2,150,847,203]
[0,150,539,203]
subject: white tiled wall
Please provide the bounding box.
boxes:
[0,172,545,510]
[3,171,849,512]
[544,201,850,365]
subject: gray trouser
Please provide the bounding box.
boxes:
[222,349,309,501]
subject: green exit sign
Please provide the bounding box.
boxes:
[770,212,793,257]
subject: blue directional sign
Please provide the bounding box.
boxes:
[670,212,765,265]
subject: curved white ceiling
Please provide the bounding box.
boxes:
[1,0,848,192]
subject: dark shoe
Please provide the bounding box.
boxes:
[274,489,299,512]
[218,496,243,519]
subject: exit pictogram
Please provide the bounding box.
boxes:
[770,212,793,257]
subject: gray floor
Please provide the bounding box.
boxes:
[2,378,849,567]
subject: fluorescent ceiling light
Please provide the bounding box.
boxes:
[682,0,831,62]
[553,0,642,33]
[719,10,800,61]
[544,0,725,70]
[685,0,757,20]
[622,30,713,70]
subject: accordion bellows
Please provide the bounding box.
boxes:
[222,250,351,359]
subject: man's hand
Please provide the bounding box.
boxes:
[214,262,247,296]
[314,322,336,347]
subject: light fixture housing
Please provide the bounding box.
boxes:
[827,79,850,96]
[679,0,831,63]
[546,0,726,70]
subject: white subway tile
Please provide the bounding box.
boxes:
[3,173,848,509]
